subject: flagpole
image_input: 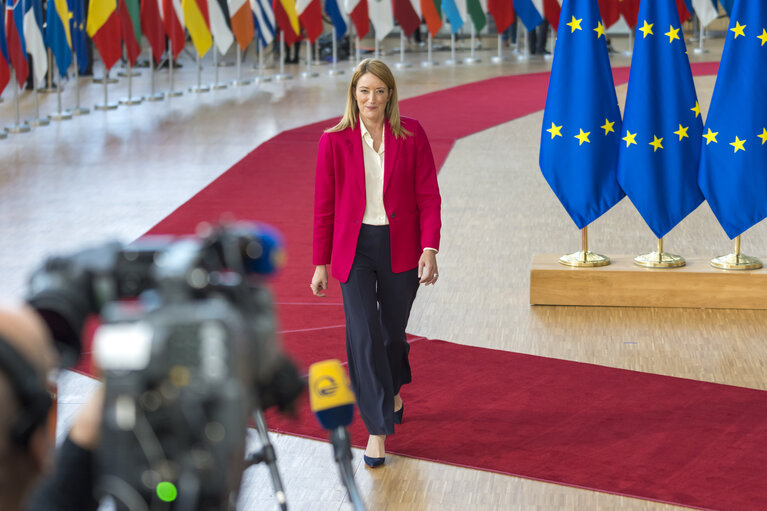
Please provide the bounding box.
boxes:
[517,24,529,61]
[167,41,183,97]
[693,19,708,55]
[255,37,273,83]
[146,56,165,101]
[464,24,480,63]
[491,33,506,64]
[355,35,361,65]
[445,32,457,65]
[421,32,438,67]
[394,30,411,68]
[623,27,634,57]
[28,67,51,126]
[233,45,252,85]
[212,41,228,89]
[559,226,610,267]
[117,48,141,77]
[300,40,318,78]
[328,27,345,75]
[71,53,91,114]
[5,72,31,133]
[276,32,293,80]
[190,53,211,92]
[634,237,685,268]
[119,61,144,104]
[711,235,762,270]
[40,48,56,92]
[94,68,119,110]
[48,62,73,121]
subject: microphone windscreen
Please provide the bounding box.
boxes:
[308,359,355,430]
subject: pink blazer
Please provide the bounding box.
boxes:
[313,117,442,283]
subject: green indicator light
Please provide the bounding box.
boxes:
[156,481,178,503]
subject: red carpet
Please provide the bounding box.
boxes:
[85,62,767,509]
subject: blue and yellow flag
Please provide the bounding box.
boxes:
[68,0,89,74]
[539,0,624,229]
[45,0,73,77]
[698,0,767,239]
[617,0,704,239]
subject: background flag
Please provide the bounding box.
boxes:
[392,0,419,37]
[368,0,394,41]
[325,0,348,41]
[69,0,89,73]
[250,0,275,46]
[44,0,72,77]
[676,0,691,22]
[296,0,322,42]
[5,0,28,87]
[229,0,254,49]
[141,0,165,64]
[23,0,46,83]
[161,0,186,59]
[87,0,122,70]
[699,0,767,238]
[692,0,718,26]
[515,0,543,31]
[119,0,141,65]
[488,0,514,34]
[618,0,639,29]
[539,0,625,228]
[0,2,10,95]
[420,0,441,36]
[345,0,368,38]
[183,0,213,56]
[209,0,235,53]
[719,0,732,16]
[597,0,620,28]
[543,0,560,30]
[467,0,486,32]
[617,0,703,239]
[442,0,464,34]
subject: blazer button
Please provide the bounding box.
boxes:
[390,212,396,218]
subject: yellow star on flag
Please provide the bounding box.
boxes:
[649,135,664,152]
[574,129,591,145]
[730,136,746,153]
[601,119,615,135]
[665,26,680,43]
[623,131,637,148]
[594,22,605,39]
[758,128,767,145]
[758,29,767,46]
[702,129,718,145]
[691,102,701,118]
[547,122,563,139]
[674,124,689,141]
[567,16,582,33]
[639,20,654,38]
[731,21,746,39]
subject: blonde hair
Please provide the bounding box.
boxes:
[326,58,411,138]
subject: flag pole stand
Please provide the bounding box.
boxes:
[48,70,73,121]
[146,57,165,101]
[71,54,91,114]
[693,21,708,54]
[275,32,293,80]
[93,63,119,84]
[559,226,610,267]
[167,44,184,97]
[517,25,529,60]
[394,31,411,68]
[463,24,480,63]
[491,33,507,64]
[190,53,211,92]
[28,71,51,126]
[355,35,361,65]
[117,49,141,78]
[5,73,31,133]
[211,43,228,89]
[421,33,438,67]
[711,235,762,270]
[622,28,634,57]
[232,45,252,85]
[634,237,685,268]
[254,40,273,83]
[40,49,57,93]
[313,39,322,66]
[328,27,345,75]
[444,33,458,65]
[119,62,144,104]
[300,40,318,78]
[94,69,119,110]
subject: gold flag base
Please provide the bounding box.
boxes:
[634,251,685,268]
[559,251,610,268]
[710,253,762,271]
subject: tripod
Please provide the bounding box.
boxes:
[244,409,288,510]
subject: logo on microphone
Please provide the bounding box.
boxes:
[314,376,339,397]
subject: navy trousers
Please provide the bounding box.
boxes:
[340,224,419,435]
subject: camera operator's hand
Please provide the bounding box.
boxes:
[69,387,105,451]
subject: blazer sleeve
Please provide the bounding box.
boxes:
[313,132,335,265]
[413,121,442,251]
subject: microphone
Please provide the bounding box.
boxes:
[308,360,365,511]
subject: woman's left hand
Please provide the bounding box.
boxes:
[418,250,439,285]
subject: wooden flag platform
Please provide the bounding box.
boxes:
[530,254,767,310]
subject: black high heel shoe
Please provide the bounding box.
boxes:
[363,454,386,468]
[394,404,404,425]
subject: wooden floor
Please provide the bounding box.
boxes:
[3,31,763,510]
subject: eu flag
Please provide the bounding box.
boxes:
[539,0,625,229]
[698,0,767,239]
[617,0,703,239]
[68,0,89,74]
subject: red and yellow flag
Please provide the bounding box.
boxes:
[86,0,122,70]
[182,0,212,56]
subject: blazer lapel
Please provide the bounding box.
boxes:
[347,122,365,194]
[383,119,400,196]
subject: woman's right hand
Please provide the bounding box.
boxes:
[310,265,329,297]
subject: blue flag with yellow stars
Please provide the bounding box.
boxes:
[699,0,767,239]
[617,0,703,239]
[539,0,624,229]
